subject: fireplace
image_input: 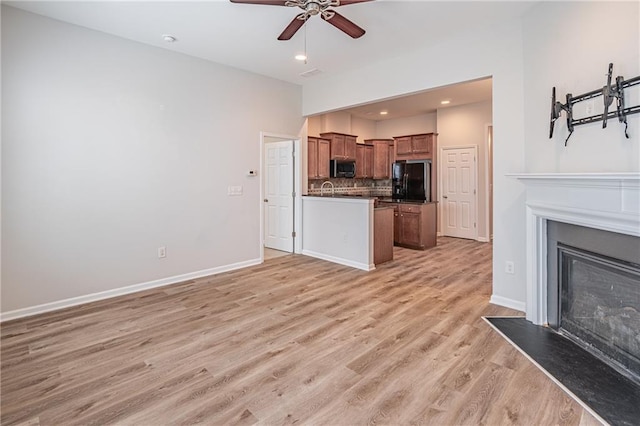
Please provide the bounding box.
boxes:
[546,220,640,383]
[510,172,640,327]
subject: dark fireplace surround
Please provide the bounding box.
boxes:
[547,221,640,384]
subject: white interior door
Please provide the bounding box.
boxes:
[442,147,477,240]
[264,140,294,252]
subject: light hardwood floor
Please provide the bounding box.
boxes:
[1,238,600,425]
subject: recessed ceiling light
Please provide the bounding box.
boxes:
[441,100,451,105]
[162,34,177,43]
[295,53,307,61]
[380,111,388,115]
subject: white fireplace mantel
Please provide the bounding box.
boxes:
[509,172,640,325]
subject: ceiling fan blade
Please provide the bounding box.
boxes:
[321,11,365,38]
[229,0,289,5]
[278,15,307,40]
[334,0,374,6]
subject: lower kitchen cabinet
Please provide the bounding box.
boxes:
[374,207,394,264]
[382,202,437,250]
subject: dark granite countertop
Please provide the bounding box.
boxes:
[303,194,378,200]
[376,197,438,205]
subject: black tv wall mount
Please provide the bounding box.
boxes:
[549,63,640,146]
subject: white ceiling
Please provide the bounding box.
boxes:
[6,0,533,116]
[343,77,493,120]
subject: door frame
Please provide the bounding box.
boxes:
[484,123,493,242]
[259,132,302,262]
[439,144,479,241]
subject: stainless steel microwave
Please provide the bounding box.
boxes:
[330,160,356,178]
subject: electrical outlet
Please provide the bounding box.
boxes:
[505,261,515,274]
[227,185,243,196]
[158,246,167,258]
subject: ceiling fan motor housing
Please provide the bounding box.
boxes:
[232,0,368,40]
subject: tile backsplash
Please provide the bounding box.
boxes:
[308,178,392,197]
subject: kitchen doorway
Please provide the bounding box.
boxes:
[261,133,301,259]
[441,146,478,240]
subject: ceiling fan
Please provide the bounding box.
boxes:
[230,0,373,41]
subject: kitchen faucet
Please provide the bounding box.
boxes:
[320,181,335,196]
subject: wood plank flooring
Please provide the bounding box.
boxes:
[1,237,601,425]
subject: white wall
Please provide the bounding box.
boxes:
[303,21,527,309]
[1,7,303,314]
[321,111,351,135]
[307,115,322,138]
[302,197,374,271]
[523,2,639,173]
[351,116,377,143]
[375,113,437,139]
[437,101,492,240]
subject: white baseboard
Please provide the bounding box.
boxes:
[477,236,490,242]
[301,250,374,271]
[0,258,262,323]
[489,295,526,313]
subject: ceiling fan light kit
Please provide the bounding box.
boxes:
[230,0,372,40]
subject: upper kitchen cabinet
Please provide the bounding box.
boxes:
[320,132,357,161]
[356,144,374,178]
[393,133,437,160]
[365,139,394,179]
[308,137,330,179]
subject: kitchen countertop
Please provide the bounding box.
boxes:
[303,195,438,205]
[376,197,438,205]
[303,194,378,200]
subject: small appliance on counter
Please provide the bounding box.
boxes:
[330,160,356,178]
[392,160,431,202]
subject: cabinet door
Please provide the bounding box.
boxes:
[395,137,412,156]
[308,137,318,179]
[400,212,421,247]
[393,209,400,244]
[373,142,389,179]
[388,141,395,174]
[412,134,432,155]
[355,144,366,178]
[317,139,330,178]
[365,145,374,178]
[344,135,357,160]
[331,134,346,159]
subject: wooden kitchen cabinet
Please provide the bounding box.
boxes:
[320,132,357,161]
[395,137,413,157]
[374,207,394,265]
[356,144,374,178]
[380,202,437,250]
[365,139,394,179]
[394,133,437,160]
[307,136,330,179]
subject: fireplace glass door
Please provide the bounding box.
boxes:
[559,244,640,381]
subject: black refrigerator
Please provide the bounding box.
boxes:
[392,161,431,202]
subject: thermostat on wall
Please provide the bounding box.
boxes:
[247,170,257,176]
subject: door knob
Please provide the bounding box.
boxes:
[264,199,269,202]
[443,195,448,199]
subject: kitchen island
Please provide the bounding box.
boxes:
[301,195,393,271]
